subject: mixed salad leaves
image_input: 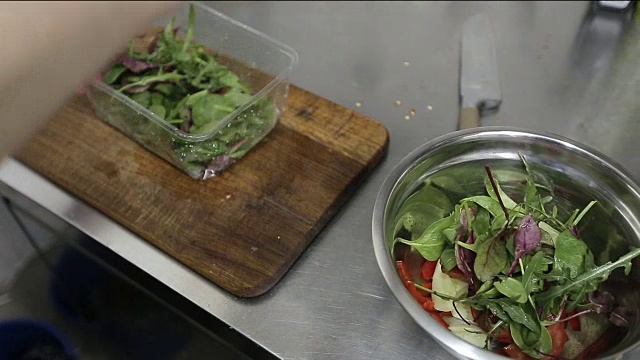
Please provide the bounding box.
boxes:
[392,154,640,359]
[101,5,276,177]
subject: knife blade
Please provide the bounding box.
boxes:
[459,13,502,130]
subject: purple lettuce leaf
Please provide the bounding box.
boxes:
[507,214,542,275]
[455,207,479,292]
[121,79,173,94]
[203,155,236,179]
[117,55,161,74]
[569,225,580,238]
[123,84,152,94]
[456,231,478,293]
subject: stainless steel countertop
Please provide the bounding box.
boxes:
[2,1,639,359]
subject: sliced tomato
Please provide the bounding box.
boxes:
[421,281,432,290]
[446,266,467,282]
[495,327,512,344]
[422,297,436,312]
[404,249,425,280]
[567,310,581,331]
[396,260,412,283]
[545,322,569,359]
[471,307,481,321]
[421,260,438,281]
[503,344,534,360]
[405,281,430,304]
[475,310,491,332]
[430,312,449,329]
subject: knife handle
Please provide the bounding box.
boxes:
[459,107,480,130]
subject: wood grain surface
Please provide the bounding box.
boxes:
[16,85,389,297]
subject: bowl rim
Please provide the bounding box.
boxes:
[372,126,640,360]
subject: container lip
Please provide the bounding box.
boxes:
[93,0,299,142]
[372,126,640,360]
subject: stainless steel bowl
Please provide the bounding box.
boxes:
[372,127,640,360]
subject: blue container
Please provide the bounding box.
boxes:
[0,318,77,360]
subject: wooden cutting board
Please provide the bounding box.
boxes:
[15,85,389,297]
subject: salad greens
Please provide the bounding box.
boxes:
[393,155,640,359]
[101,5,276,178]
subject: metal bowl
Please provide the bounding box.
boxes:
[372,127,640,360]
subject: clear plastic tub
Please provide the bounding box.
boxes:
[86,1,298,179]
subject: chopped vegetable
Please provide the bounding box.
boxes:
[445,316,488,348]
[392,154,640,359]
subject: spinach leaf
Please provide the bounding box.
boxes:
[442,227,457,243]
[554,230,590,279]
[475,281,494,295]
[498,299,539,332]
[191,94,235,128]
[484,301,509,323]
[484,176,518,210]
[475,285,501,299]
[430,175,465,194]
[538,324,553,355]
[494,278,527,303]
[104,64,127,84]
[149,104,166,119]
[225,89,254,107]
[472,298,539,333]
[462,196,503,218]
[402,183,453,215]
[510,323,538,354]
[119,72,186,93]
[474,237,508,282]
[130,92,151,108]
[521,251,552,295]
[394,185,452,239]
[394,202,445,239]
[538,221,559,244]
[440,247,458,272]
[510,322,550,358]
[472,208,491,237]
[399,215,456,261]
[490,213,507,232]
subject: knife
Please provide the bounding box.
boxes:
[459,13,502,130]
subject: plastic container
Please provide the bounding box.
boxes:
[86,1,298,180]
[0,319,77,360]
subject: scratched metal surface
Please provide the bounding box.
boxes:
[2,1,640,359]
